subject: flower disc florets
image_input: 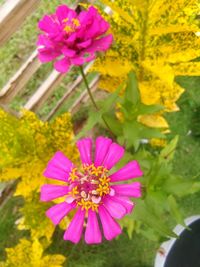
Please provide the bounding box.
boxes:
[68,164,112,211]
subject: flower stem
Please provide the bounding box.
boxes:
[79,66,115,138]
[79,66,98,110]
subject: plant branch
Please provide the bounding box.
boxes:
[79,66,115,138]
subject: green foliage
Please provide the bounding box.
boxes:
[76,84,122,139]
[130,134,200,240]
[78,71,165,150]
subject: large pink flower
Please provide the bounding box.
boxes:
[41,136,143,244]
[37,5,113,73]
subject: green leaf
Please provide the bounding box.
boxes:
[139,228,159,241]
[146,161,170,188]
[137,103,164,115]
[99,84,122,113]
[133,200,177,238]
[120,217,135,239]
[163,175,194,197]
[140,125,165,139]
[103,113,123,136]
[160,135,179,162]
[168,195,186,226]
[76,111,102,139]
[123,121,140,150]
[125,71,140,105]
[190,182,200,194]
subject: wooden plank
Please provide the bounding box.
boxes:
[69,75,99,114]
[0,0,40,46]
[0,50,40,104]
[23,70,65,112]
[45,62,94,120]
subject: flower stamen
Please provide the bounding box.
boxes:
[68,164,110,210]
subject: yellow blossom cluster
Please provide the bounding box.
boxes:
[0,238,66,267]
[0,109,79,264]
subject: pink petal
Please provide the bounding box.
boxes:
[86,35,113,53]
[61,47,76,57]
[46,202,75,225]
[48,151,73,173]
[43,165,69,182]
[66,32,77,44]
[94,136,112,167]
[103,196,127,219]
[38,48,59,63]
[76,138,93,165]
[84,19,100,39]
[85,210,102,244]
[40,184,69,202]
[43,151,73,182]
[38,15,58,33]
[37,34,52,47]
[110,196,134,214]
[54,57,70,73]
[103,143,125,170]
[56,5,76,23]
[98,205,122,241]
[70,56,85,66]
[99,17,110,34]
[77,39,92,49]
[77,10,88,24]
[109,160,143,182]
[78,6,97,25]
[111,182,142,198]
[64,208,85,243]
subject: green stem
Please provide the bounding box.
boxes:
[79,66,115,138]
[79,66,98,110]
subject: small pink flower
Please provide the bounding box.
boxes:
[41,136,143,244]
[37,5,113,73]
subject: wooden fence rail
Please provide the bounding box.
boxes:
[0,0,40,46]
[0,50,40,104]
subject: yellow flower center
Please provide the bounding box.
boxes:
[68,164,110,211]
[62,17,80,33]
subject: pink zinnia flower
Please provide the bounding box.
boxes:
[41,136,143,244]
[37,5,113,73]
